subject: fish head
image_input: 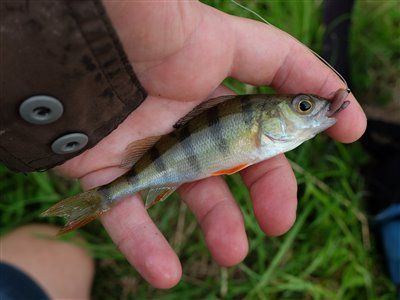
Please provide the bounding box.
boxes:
[260,89,350,144]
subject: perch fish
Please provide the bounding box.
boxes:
[42,88,350,234]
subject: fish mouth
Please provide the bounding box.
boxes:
[326,88,351,118]
[311,88,351,132]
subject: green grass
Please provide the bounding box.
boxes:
[350,0,400,106]
[1,1,399,299]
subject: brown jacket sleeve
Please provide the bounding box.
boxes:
[0,0,147,172]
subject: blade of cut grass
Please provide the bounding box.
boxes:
[246,200,315,298]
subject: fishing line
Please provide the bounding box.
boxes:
[231,0,349,89]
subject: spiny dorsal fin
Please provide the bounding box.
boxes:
[121,135,161,168]
[173,95,237,129]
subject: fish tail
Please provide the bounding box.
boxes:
[41,189,107,235]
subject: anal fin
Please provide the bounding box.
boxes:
[143,186,178,209]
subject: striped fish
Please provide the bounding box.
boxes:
[42,89,350,234]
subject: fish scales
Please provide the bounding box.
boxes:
[117,97,260,199]
[42,89,351,233]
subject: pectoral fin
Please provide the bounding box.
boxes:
[142,186,178,209]
[258,117,290,144]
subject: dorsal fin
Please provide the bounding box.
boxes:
[173,95,237,129]
[120,135,161,168]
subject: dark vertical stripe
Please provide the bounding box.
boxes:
[208,106,229,155]
[149,146,167,172]
[97,185,111,203]
[126,167,139,185]
[179,126,202,173]
[240,96,254,126]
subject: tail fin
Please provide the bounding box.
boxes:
[41,189,106,235]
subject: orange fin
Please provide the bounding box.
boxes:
[211,163,249,176]
[41,189,106,235]
[57,213,101,235]
[143,186,178,209]
[121,135,161,168]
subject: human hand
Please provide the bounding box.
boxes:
[57,2,366,288]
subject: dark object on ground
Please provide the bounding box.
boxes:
[362,120,400,297]
[322,0,355,83]
[322,1,399,296]
[375,205,400,297]
[362,120,400,214]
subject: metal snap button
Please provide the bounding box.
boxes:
[51,133,89,154]
[19,95,63,124]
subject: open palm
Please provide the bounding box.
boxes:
[57,2,366,288]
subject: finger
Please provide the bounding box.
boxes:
[101,195,182,289]
[179,176,248,266]
[208,84,236,98]
[57,94,198,179]
[80,169,181,289]
[241,154,298,236]
[228,15,366,143]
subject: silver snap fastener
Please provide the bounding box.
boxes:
[19,95,63,124]
[51,133,88,154]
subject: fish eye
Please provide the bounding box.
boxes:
[293,95,314,114]
[299,100,312,112]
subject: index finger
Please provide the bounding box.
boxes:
[227,15,366,143]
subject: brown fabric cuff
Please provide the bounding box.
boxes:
[0,0,147,172]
